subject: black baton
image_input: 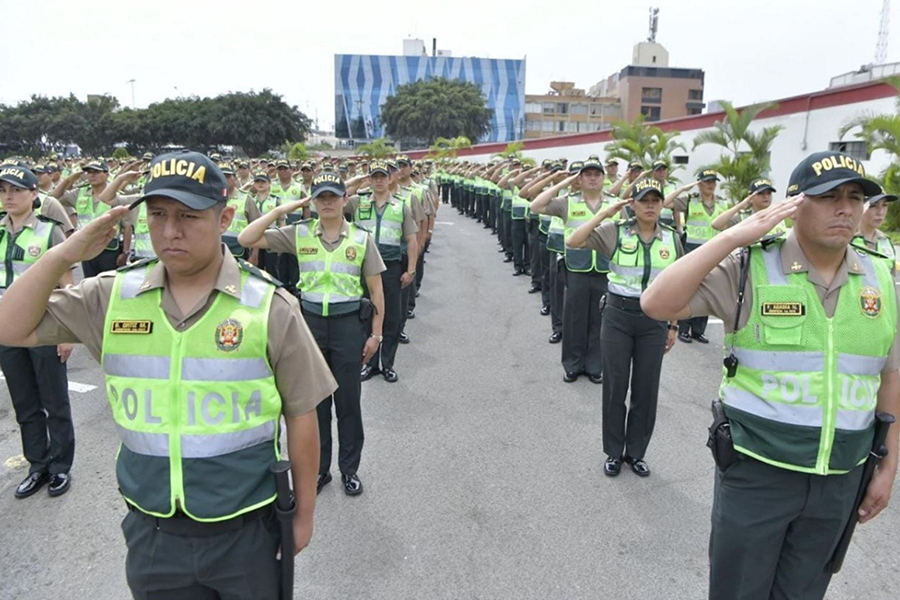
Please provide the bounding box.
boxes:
[827,411,895,574]
[271,461,296,599]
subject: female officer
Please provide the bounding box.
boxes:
[712,177,788,237]
[566,178,681,477]
[852,191,897,274]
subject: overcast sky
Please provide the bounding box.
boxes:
[1,0,895,134]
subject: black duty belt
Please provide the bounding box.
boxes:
[606,292,644,313]
[128,503,272,537]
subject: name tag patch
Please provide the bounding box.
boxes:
[761,302,805,316]
[299,247,318,255]
[111,320,153,334]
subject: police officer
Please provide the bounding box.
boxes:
[501,163,532,276]
[246,171,282,278]
[711,177,788,238]
[567,178,681,477]
[220,162,255,261]
[239,172,386,496]
[642,151,900,600]
[271,160,306,289]
[0,165,75,499]
[853,190,897,274]
[0,151,334,598]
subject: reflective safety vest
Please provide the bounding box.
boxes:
[501,186,513,211]
[355,197,405,261]
[295,221,368,317]
[660,182,676,222]
[132,203,155,260]
[271,180,303,201]
[852,232,897,272]
[0,215,55,291]
[547,217,566,253]
[607,221,678,298]
[564,197,610,273]
[720,241,897,475]
[223,193,249,257]
[512,186,528,220]
[101,261,282,520]
[539,214,552,236]
[76,187,119,251]
[684,196,727,246]
[256,193,281,216]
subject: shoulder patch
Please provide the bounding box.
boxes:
[658,221,676,233]
[117,257,158,272]
[849,241,889,260]
[237,259,284,288]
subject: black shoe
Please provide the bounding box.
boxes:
[47,473,70,497]
[382,368,398,383]
[524,269,532,277]
[498,247,506,252]
[342,473,363,496]
[415,291,420,298]
[528,284,541,294]
[549,332,562,344]
[407,309,416,319]
[678,332,692,344]
[360,365,379,381]
[588,373,603,384]
[563,371,579,383]
[692,333,710,344]
[14,472,48,499]
[604,456,624,477]
[399,332,410,344]
[625,456,651,477]
[503,256,513,263]
[483,224,492,229]
[512,269,524,276]
[540,306,551,316]
[316,472,332,494]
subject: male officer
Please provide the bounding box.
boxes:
[0,165,75,499]
[0,151,334,598]
[642,151,900,600]
[271,160,306,288]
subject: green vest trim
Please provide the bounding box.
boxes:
[0,216,55,290]
[564,198,610,273]
[133,202,155,259]
[295,222,368,317]
[684,196,727,245]
[607,222,677,298]
[355,198,405,262]
[76,187,119,251]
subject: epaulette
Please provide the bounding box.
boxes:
[35,213,64,227]
[850,241,890,261]
[759,231,787,250]
[237,259,284,288]
[659,221,677,233]
[618,217,638,227]
[117,257,157,272]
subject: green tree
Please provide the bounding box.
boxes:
[429,136,472,159]
[111,147,130,160]
[286,142,308,161]
[381,78,492,145]
[604,115,686,177]
[356,137,395,158]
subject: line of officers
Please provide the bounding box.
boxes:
[0,151,440,500]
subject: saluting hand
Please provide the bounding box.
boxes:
[58,205,131,264]
[280,198,309,215]
[723,194,802,248]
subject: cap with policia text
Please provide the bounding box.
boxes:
[542,159,553,167]
[697,169,720,182]
[397,155,411,166]
[219,162,236,176]
[579,158,605,174]
[749,177,776,195]
[786,151,881,197]
[142,152,154,161]
[310,172,346,199]
[633,178,664,201]
[275,159,291,169]
[135,151,228,211]
[83,160,109,172]
[652,160,668,171]
[568,161,584,174]
[0,165,38,190]
[31,164,50,174]
[627,161,643,171]
[605,157,618,166]
[369,160,390,176]
[253,171,270,182]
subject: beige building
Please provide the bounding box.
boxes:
[524,82,621,139]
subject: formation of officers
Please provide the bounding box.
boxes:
[1,143,898,600]
[438,150,899,600]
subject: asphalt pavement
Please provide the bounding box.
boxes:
[1,207,898,600]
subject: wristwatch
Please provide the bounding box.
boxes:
[370,334,383,343]
[667,324,679,331]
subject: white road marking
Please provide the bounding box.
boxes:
[708,318,724,325]
[0,372,97,393]
[434,221,456,226]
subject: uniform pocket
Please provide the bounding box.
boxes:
[756,285,808,346]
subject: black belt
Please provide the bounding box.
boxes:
[128,503,272,537]
[606,292,644,313]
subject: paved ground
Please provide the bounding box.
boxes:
[1,207,898,600]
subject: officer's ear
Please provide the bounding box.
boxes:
[217,204,234,234]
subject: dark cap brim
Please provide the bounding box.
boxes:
[753,185,776,194]
[132,189,221,211]
[0,174,36,189]
[634,188,664,202]
[579,166,604,175]
[866,193,898,204]
[699,176,720,182]
[799,177,882,197]
[311,185,346,199]
[369,168,389,176]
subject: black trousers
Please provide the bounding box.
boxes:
[407,245,426,310]
[304,312,366,476]
[511,219,529,270]
[548,253,565,333]
[500,209,512,255]
[600,302,667,460]
[0,344,73,475]
[679,242,709,337]
[539,237,553,308]
[709,458,863,600]
[475,193,485,221]
[82,246,120,277]
[488,195,499,233]
[368,260,403,371]
[278,254,299,289]
[561,270,607,375]
[259,250,281,281]
[122,508,280,600]
[528,220,542,285]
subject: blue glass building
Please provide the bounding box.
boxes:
[334,54,526,143]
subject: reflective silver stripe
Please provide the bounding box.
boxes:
[181,357,272,381]
[837,353,887,376]
[610,265,644,278]
[295,223,310,237]
[181,421,277,459]
[303,291,326,302]
[661,230,673,244]
[855,252,880,289]
[120,268,148,299]
[104,354,171,379]
[353,229,367,244]
[239,276,268,309]
[608,282,640,297]
[298,261,326,272]
[304,291,357,303]
[33,220,51,238]
[836,410,876,431]
[722,387,823,427]
[12,263,30,274]
[378,237,401,247]
[330,262,361,276]
[379,220,402,232]
[761,245,789,285]
[116,424,169,457]
[733,348,824,373]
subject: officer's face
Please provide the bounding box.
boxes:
[313,192,347,218]
[371,172,389,192]
[700,179,717,193]
[795,182,866,250]
[277,166,291,181]
[85,169,106,185]
[628,168,641,181]
[145,197,234,273]
[653,168,667,181]
[0,182,37,215]
[863,198,889,228]
[633,193,662,223]
[579,168,604,191]
[606,165,618,178]
[752,190,773,212]
[400,164,411,178]
[253,179,270,193]
[301,168,313,181]
[224,174,236,190]
[37,172,52,187]
[238,166,249,176]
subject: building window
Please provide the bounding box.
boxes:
[570,103,588,115]
[641,105,661,121]
[687,108,702,116]
[673,155,689,165]
[525,120,540,131]
[829,141,870,160]
[557,103,568,114]
[525,102,542,113]
[541,120,554,132]
[565,121,578,133]
[542,102,556,114]
[641,87,663,104]
[689,89,703,101]
[558,121,567,132]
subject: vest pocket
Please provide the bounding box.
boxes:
[756,285,808,346]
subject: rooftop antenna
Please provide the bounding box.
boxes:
[648,7,659,43]
[875,0,891,65]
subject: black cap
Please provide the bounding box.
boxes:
[627,161,643,172]
[541,159,553,167]
[697,169,720,182]
[579,158,605,174]
[0,165,38,190]
[311,172,346,199]
[568,161,584,174]
[386,160,399,172]
[786,151,881,197]
[135,151,228,211]
[369,160,390,176]
[299,162,312,171]
[275,159,291,169]
[652,160,668,171]
[749,177,776,194]
[219,162,236,176]
[31,164,50,174]
[550,162,564,173]
[142,152,154,161]
[397,155,411,166]
[253,171,270,182]
[605,157,618,166]
[866,192,899,205]
[83,160,109,173]
[633,178,664,201]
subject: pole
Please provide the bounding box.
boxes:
[270,460,296,599]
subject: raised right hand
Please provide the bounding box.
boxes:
[724,194,803,248]
[58,206,130,264]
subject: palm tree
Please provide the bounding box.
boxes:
[604,115,686,177]
[356,137,395,158]
[428,136,472,159]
